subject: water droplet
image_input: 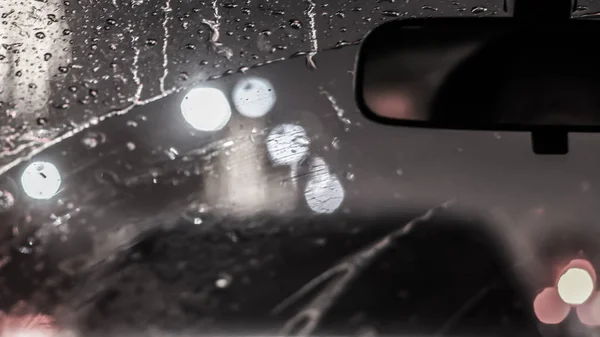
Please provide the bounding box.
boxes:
[55,102,70,109]
[35,32,46,39]
[215,273,232,288]
[106,18,117,25]
[126,142,136,151]
[82,137,98,149]
[193,217,202,225]
[81,132,106,149]
[0,190,15,212]
[331,137,340,150]
[36,117,48,125]
[471,6,488,14]
[178,72,189,81]
[63,29,72,35]
[289,19,302,29]
[382,10,401,17]
[422,5,438,11]
[346,172,355,181]
[185,43,196,50]
[146,39,157,46]
[89,89,98,97]
[396,169,403,176]
[166,147,179,160]
[58,66,69,73]
[18,238,37,254]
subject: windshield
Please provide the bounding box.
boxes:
[1,1,600,336]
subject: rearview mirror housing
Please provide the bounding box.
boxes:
[355,17,600,153]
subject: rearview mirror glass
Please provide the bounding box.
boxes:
[356,18,600,131]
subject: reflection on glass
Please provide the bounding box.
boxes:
[304,157,345,214]
[534,259,600,325]
[20,161,61,200]
[232,77,276,118]
[180,88,231,131]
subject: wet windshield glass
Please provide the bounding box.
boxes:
[2,1,600,336]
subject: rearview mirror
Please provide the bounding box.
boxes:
[355,18,600,153]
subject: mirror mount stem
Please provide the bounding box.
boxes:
[510,0,573,154]
[508,0,575,20]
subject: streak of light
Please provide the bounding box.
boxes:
[305,0,318,69]
[319,87,351,126]
[159,0,172,93]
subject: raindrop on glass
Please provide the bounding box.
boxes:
[331,137,340,150]
[215,273,232,288]
[0,190,15,212]
[382,10,401,17]
[36,117,48,126]
[289,19,302,29]
[471,6,488,14]
[422,5,438,11]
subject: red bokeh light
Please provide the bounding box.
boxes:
[534,258,600,326]
[0,313,58,337]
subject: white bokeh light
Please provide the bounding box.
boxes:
[304,157,345,214]
[232,77,276,118]
[21,161,61,200]
[266,124,310,166]
[181,88,231,131]
[558,267,594,305]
